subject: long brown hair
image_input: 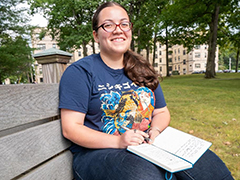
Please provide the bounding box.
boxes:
[92,2,159,91]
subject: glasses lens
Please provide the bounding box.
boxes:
[103,23,115,32]
[120,22,131,31]
[102,22,132,32]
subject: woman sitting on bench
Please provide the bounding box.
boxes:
[59,2,234,180]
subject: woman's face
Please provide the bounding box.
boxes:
[93,6,132,57]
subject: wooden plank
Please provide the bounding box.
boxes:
[19,151,73,180]
[0,84,59,131]
[0,120,71,180]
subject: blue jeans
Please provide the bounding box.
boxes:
[72,148,234,180]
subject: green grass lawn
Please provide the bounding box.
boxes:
[160,73,240,179]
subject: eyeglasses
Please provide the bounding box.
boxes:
[96,21,133,32]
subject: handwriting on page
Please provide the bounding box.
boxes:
[130,144,191,168]
[147,145,186,166]
[175,137,205,159]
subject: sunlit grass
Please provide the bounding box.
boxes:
[160,73,240,179]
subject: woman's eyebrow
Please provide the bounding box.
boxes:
[102,18,129,23]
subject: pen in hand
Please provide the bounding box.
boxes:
[120,125,152,143]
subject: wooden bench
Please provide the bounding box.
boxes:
[0,84,73,180]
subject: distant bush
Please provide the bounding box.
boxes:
[172,71,180,75]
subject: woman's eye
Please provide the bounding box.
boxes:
[104,23,113,28]
[121,22,129,28]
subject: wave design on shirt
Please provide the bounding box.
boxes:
[100,87,155,135]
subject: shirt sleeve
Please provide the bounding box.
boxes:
[59,63,92,113]
[154,83,167,109]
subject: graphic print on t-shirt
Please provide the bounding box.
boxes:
[100,87,155,135]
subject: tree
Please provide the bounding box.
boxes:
[119,0,154,58]
[0,0,28,35]
[162,0,238,78]
[0,0,33,84]
[0,35,33,84]
[120,0,169,66]
[226,1,240,72]
[29,0,103,56]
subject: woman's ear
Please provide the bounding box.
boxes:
[93,31,99,43]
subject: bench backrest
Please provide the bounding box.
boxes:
[0,84,73,180]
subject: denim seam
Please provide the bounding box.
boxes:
[222,172,234,180]
[182,170,195,180]
[73,167,84,180]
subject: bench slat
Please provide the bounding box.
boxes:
[19,151,73,180]
[0,84,59,131]
[0,120,71,180]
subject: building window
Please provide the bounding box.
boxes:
[183,50,186,55]
[155,54,158,59]
[174,50,176,54]
[37,44,46,50]
[195,52,201,58]
[178,56,180,61]
[169,58,172,62]
[175,57,177,62]
[183,68,186,74]
[159,51,162,56]
[159,58,162,63]
[175,65,177,70]
[159,66,162,72]
[39,68,42,75]
[35,33,40,39]
[183,59,186,64]
[154,63,158,67]
[159,44,161,48]
[195,63,201,68]
[194,45,200,49]
[52,43,56,48]
[205,52,207,58]
[178,65,180,70]
[169,66,172,71]
[78,51,82,57]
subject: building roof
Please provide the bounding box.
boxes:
[33,48,72,58]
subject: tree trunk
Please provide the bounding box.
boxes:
[92,38,95,54]
[0,74,2,85]
[165,26,170,77]
[205,4,219,78]
[131,39,135,51]
[152,32,157,66]
[146,45,150,62]
[137,29,141,54]
[83,41,88,57]
[235,47,239,72]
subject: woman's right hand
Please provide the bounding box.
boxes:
[118,129,149,148]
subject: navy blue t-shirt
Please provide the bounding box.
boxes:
[59,53,166,152]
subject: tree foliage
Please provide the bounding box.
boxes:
[29,0,239,78]
[0,0,28,34]
[0,0,34,84]
[161,0,239,78]
[29,0,103,56]
[0,35,33,83]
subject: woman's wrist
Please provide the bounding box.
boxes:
[148,126,161,135]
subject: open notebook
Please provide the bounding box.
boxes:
[127,126,212,173]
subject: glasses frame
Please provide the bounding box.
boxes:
[96,22,133,32]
